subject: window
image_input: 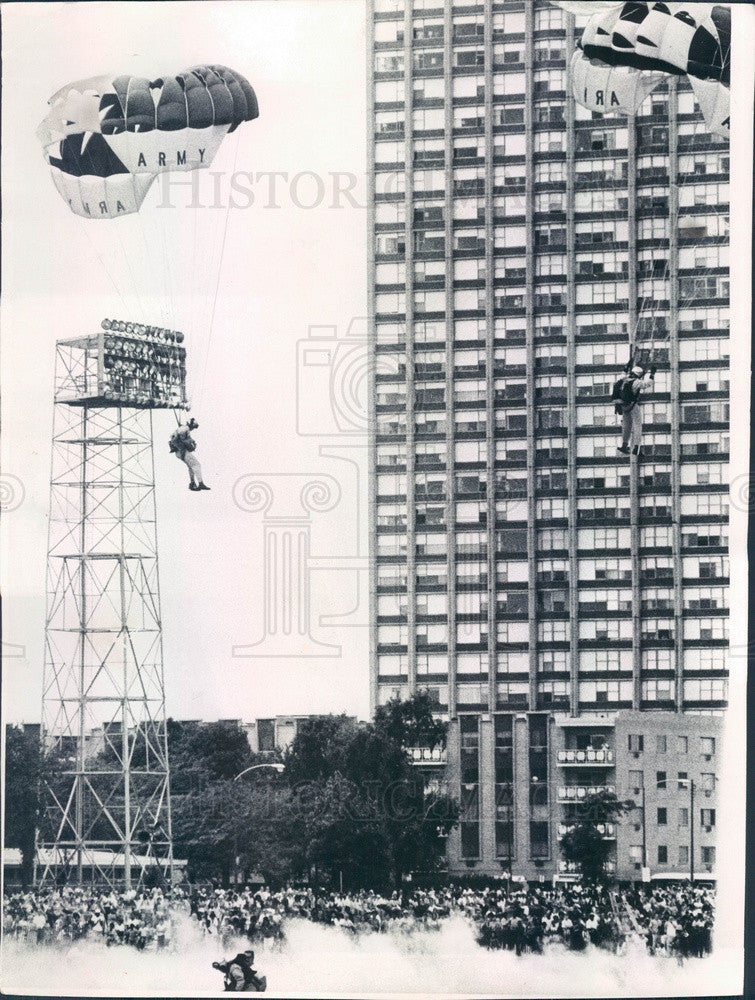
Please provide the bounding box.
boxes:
[679,845,689,866]
[657,808,667,826]
[656,735,667,754]
[641,679,675,702]
[656,771,667,790]
[460,822,480,859]
[658,845,668,864]
[629,770,643,792]
[678,807,689,827]
[677,771,689,790]
[677,736,688,754]
[700,809,716,829]
[701,846,716,867]
[700,737,716,757]
[530,821,549,860]
[700,773,715,793]
[628,734,644,753]
[579,679,632,705]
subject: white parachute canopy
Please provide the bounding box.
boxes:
[689,77,730,139]
[552,1,623,15]
[570,49,666,116]
[554,1,730,137]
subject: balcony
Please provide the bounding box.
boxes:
[406,746,447,766]
[558,784,616,802]
[557,748,614,766]
[560,860,615,874]
[558,823,615,840]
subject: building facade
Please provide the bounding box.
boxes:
[368,0,729,880]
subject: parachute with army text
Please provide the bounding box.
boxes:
[553,2,731,137]
[37,64,260,421]
[38,65,259,218]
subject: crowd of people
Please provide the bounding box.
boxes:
[3,880,715,961]
[472,883,714,958]
[3,886,174,949]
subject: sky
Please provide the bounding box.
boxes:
[1,1,371,725]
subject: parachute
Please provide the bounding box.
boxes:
[38,65,259,218]
[554,2,730,136]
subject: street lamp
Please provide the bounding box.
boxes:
[231,763,285,886]
[233,762,285,782]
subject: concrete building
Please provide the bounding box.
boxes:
[368,0,729,881]
[242,715,340,755]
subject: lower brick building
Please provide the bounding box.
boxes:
[437,709,722,882]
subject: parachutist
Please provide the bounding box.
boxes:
[170,417,210,491]
[612,364,655,457]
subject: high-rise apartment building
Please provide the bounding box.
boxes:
[367,0,729,880]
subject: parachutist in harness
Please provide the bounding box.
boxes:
[612,364,656,456]
[169,417,210,491]
[212,950,267,992]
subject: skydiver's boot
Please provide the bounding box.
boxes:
[632,445,642,457]
[189,482,200,491]
[617,445,630,455]
[198,483,211,490]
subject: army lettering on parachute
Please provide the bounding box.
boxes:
[134,149,205,168]
[552,2,731,137]
[585,89,623,107]
[74,200,130,216]
[38,65,259,219]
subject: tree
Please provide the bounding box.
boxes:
[282,714,358,787]
[4,725,43,885]
[167,719,257,884]
[560,790,632,883]
[167,700,459,890]
[279,695,459,890]
[168,719,254,785]
[373,691,447,750]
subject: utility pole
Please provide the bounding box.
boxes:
[641,784,647,873]
[689,778,695,884]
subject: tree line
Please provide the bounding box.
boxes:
[5,694,628,889]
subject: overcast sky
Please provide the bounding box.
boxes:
[1,1,371,725]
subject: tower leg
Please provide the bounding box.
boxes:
[38,403,173,889]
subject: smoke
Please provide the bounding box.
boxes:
[1,914,742,998]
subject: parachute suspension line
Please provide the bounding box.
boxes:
[78,222,132,318]
[183,166,226,403]
[561,1,731,371]
[145,201,175,330]
[187,186,200,351]
[132,210,166,329]
[194,163,231,381]
[195,129,242,412]
[670,108,728,337]
[629,90,717,370]
[112,220,150,325]
[160,222,178,331]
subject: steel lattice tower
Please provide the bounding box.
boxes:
[38,326,184,887]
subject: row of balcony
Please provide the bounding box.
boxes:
[406,746,448,765]
[557,748,613,765]
[558,822,615,840]
[560,860,616,874]
[558,784,616,802]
